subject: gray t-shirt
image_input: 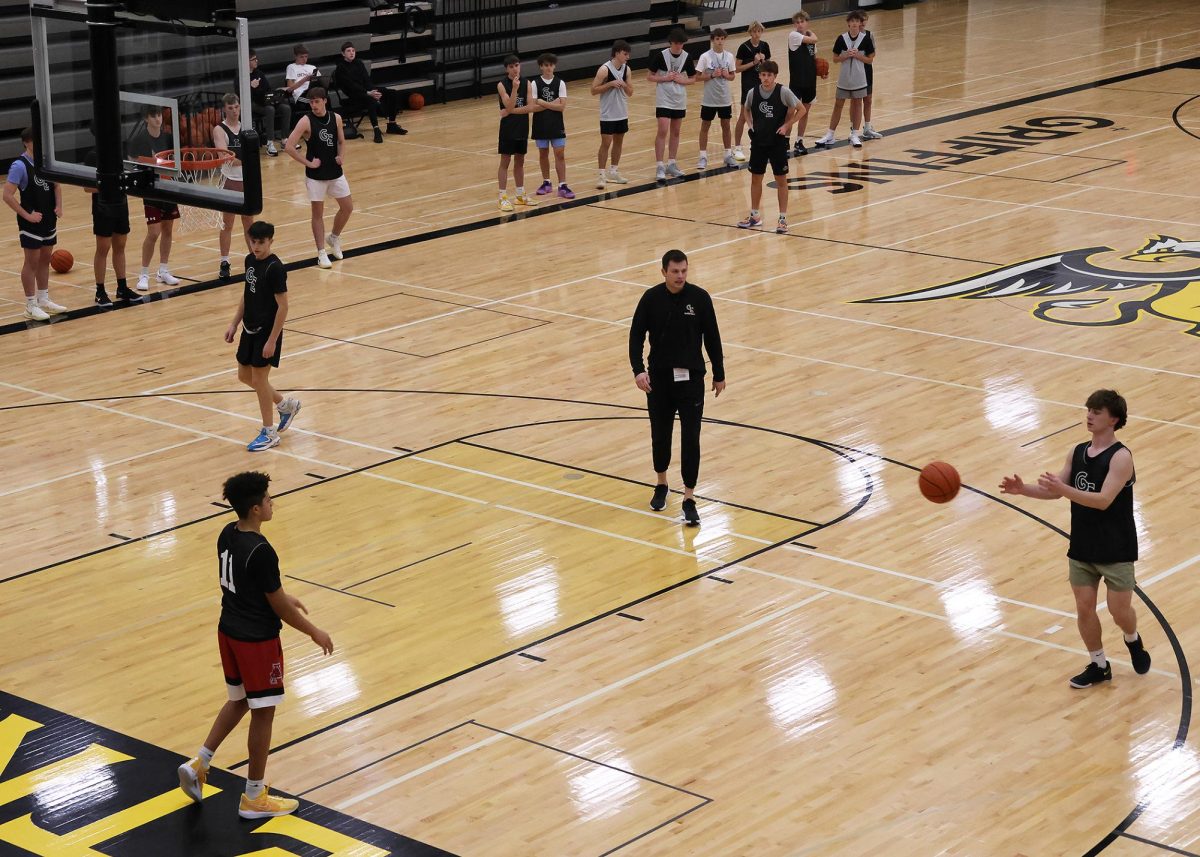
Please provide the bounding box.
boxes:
[697,49,736,108]
[742,83,801,112]
[649,48,696,110]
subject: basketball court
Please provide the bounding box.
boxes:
[2,0,1200,854]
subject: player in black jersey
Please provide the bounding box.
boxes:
[284,87,353,269]
[1001,389,1151,688]
[213,94,256,281]
[224,221,301,451]
[736,62,804,234]
[4,128,66,321]
[496,55,536,212]
[178,471,333,819]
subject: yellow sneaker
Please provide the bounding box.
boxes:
[499,196,514,212]
[177,758,208,803]
[238,785,299,819]
[514,194,536,206]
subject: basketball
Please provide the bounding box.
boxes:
[408,92,425,111]
[50,249,73,273]
[919,461,960,504]
[815,57,830,79]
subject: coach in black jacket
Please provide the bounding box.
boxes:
[628,248,726,526]
[333,41,407,141]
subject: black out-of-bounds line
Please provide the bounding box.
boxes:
[807,438,1190,857]
[1116,832,1200,857]
[3,52,1197,340]
[1172,94,1200,142]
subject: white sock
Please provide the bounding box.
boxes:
[198,746,214,766]
[1124,631,1140,643]
[330,233,340,241]
[724,148,731,156]
[499,190,507,200]
[750,209,760,217]
[158,263,169,272]
[245,778,265,799]
[656,160,664,168]
[1090,649,1107,667]
[609,165,619,174]
[26,295,36,308]
[598,169,606,177]
[516,186,524,196]
[36,288,49,304]
[140,267,149,277]
[668,159,677,166]
[220,255,229,263]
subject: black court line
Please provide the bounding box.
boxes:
[708,575,734,584]
[458,439,822,526]
[1100,86,1200,96]
[305,472,328,480]
[1020,423,1078,448]
[471,720,711,800]
[136,367,164,374]
[287,288,548,325]
[283,328,423,357]
[296,720,475,797]
[420,320,552,358]
[344,542,472,590]
[598,799,712,857]
[211,501,230,509]
[928,158,1125,185]
[3,52,1196,338]
[1172,94,1200,142]
[1116,833,1200,856]
[108,532,130,541]
[286,574,396,608]
[791,542,817,549]
[517,652,545,662]
[616,612,644,621]
[393,445,412,452]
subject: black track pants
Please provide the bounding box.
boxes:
[646,377,705,489]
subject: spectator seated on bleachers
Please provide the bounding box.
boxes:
[332,41,408,143]
[248,49,292,156]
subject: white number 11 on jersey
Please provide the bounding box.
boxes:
[219,549,237,593]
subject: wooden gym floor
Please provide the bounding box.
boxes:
[2,0,1200,854]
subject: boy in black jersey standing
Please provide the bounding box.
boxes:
[737,61,803,234]
[629,249,725,527]
[178,471,334,818]
[497,55,536,211]
[530,53,573,199]
[284,87,353,268]
[1000,389,1151,688]
[224,221,301,452]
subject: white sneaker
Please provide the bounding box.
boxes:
[157,268,180,285]
[862,126,884,140]
[815,131,835,147]
[326,233,344,260]
[733,145,746,162]
[596,172,606,190]
[316,250,333,269]
[136,273,150,292]
[697,152,708,171]
[607,169,628,184]
[723,153,737,168]
[665,163,684,178]
[850,131,863,148]
[23,303,50,321]
[266,141,279,156]
[38,299,68,315]
[655,165,666,180]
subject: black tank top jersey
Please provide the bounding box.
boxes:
[217,121,243,162]
[530,74,565,140]
[305,110,342,180]
[750,84,788,141]
[217,522,284,642]
[498,77,528,141]
[242,252,287,332]
[14,154,56,235]
[789,37,817,86]
[1068,441,1138,563]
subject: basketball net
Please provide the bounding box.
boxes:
[154,148,233,234]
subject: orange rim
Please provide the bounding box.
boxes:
[154,147,234,172]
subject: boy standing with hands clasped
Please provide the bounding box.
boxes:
[497,55,536,211]
[696,29,737,170]
[815,11,874,149]
[648,29,696,180]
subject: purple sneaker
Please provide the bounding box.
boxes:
[557,184,575,199]
[536,180,554,195]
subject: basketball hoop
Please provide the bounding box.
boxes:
[154,147,234,233]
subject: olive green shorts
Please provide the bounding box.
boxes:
[1068,558,1136,592]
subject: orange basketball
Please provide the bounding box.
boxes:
[408,92,425,111]
[50,249,73,274]
[815,57,830,79]
[919,461,960,504]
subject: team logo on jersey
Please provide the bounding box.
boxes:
[855,235,1200,335]
[318,127,334,145]
[541,84,555,101]
[245,267,258,293]
[33,175,51,191]
[757,100,776,119]
[684,303,696,316]
[1074,472,1097,492]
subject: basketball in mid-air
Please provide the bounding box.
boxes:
[408,92,425,110]
[51,249,74,273]
[919,461,960,503]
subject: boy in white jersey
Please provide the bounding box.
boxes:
[815,11,875,149]
[647,29,696,180]
[591,40,633,189]
[696,29,737,170]
[529,53,573,199]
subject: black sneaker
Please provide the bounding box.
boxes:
[1125,636,1152,674]
[386,122,408,135]
[682,498,700,526]
[1069,661,1112,689]
[373,126,384,144]
[114,286,142,303]
[793,140,808,156]
[95,287,113,308]
[650,484,668,511]
[219,260,231,281]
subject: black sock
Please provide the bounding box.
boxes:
[96,282,105,291]
[117,278,127,290]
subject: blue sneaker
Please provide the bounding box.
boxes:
[247,427,280,452]
[277,397,302,433]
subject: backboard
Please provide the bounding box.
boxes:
[28,0,260,215]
